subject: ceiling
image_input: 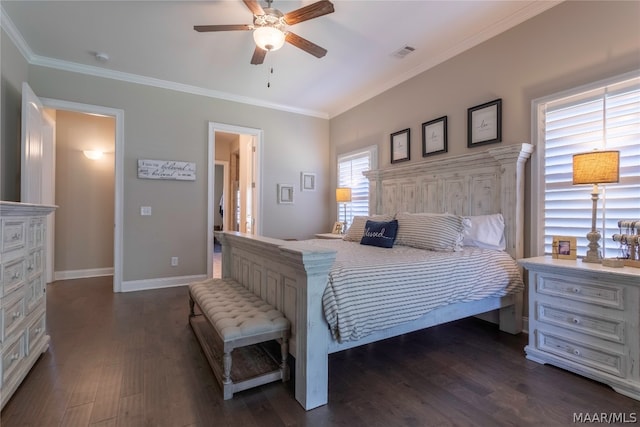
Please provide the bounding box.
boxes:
[1,1,560,118]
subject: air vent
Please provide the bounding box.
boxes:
[391,45,416,59]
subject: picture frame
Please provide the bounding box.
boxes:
[300,172,316,192]
[332,221,345,234]
[277,184,294,204]
[467,98,502,148]
[552,235,577,260]
[422,116,448,157]
[390,128,410,164]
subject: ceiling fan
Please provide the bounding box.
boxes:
[194,0,334,65]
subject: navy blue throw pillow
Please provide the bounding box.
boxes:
[360,220,399,248]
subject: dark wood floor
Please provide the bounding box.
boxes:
[1,277,638,427]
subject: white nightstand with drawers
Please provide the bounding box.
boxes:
[519,256,640,401]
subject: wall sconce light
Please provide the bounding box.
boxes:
[83,150,104,160]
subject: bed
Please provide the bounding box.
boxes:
[216,142,533,410]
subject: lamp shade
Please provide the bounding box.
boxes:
[253,26,285,51]
[572,150,620,185]
[336,188,352,203]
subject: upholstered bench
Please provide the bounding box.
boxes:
[188,278,290,399]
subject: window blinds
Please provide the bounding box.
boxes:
[543,75,640,258]
[337,149,373,225]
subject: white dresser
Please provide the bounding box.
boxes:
[1,201,56,409]
[519,256,640,401]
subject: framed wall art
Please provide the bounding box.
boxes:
[422,116,448,157]
[300,172,316,192]
[467,98,502,148]
[277,184,294,204]
[390,128,410,164]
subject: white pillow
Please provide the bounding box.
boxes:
[395,212,469,252]
[344,214,395,242]
[462,213,506,251]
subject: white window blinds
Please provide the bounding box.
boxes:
[542,74,640,258]
[337,147,376,226]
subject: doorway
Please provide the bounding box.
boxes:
[39,97,124,292]
[207,122,262,278]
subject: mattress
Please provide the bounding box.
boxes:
[305,239,524,343]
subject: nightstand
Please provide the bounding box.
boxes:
[519,256,640,401]
[314,233,344,240]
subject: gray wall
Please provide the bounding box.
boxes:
[1,42,330,283]
[2,1,639,286]
[1,27,29,201]
[329,0,640,256]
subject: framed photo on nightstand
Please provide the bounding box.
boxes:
[552,236,577,260]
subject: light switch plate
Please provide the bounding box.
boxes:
[140,206,152,216]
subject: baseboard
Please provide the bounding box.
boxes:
[121,274,207,293]
[54,267,114,281]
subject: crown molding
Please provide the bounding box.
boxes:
[0,6,329,120]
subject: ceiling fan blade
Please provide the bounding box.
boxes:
[243,0,265,16]
[283,0,334,25]
[251,47,267,65]
[194,24,252,32]
[285,32,327,58]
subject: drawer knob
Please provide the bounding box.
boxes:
[11,353,19,361]
[572,287,581,293]
[34,327,42,334]
[12,272,21,280]
[12,311,21,319]
[27,264,34,271]
[11,233,20,241]
[572,317,580,324]
[573,349,580,356]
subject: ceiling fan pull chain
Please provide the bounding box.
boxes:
[267,66,274,88]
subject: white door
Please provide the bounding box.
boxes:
[21,83,56,283]
[21,82,45,203]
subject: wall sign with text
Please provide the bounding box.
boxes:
[137,159,196,181]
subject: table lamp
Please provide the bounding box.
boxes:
[335,187,352,233]
[572,150,620,263]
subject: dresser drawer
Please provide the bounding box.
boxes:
[535,273,623,309]
[26,249,43,279]
[1,293,26,344]
[25,275,44,314]
[536,330,625,378]
[1,333,25,386]
[1,258,26,297]
[537,302,625,343]
[27,218,45,250]
[27,312,46,355]
[1,219,26,255]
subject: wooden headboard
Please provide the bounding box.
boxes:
[364,143,534,259]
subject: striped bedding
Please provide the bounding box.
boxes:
[306,239,524,343]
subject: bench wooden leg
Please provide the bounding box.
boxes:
[188,295,195,317]
[280,337,290,382]
[223,351,232,385]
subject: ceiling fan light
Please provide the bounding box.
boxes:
[253,26,285,52]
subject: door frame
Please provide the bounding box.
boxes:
[214,160,230,232]
[207,122,263,278]
[41,97,125,293]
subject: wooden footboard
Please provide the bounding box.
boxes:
[217,232,336,410]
